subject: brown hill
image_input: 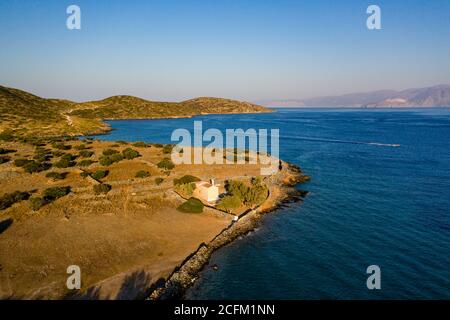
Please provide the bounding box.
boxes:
[0,86,271,138]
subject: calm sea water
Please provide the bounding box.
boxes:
[92,108,450,299]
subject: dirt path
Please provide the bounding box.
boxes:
[62,109,73,126]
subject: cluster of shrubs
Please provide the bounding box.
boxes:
[173,175,200,185]
[29,186,71,211]
[162,144,173,154]
[157,158,175,170]
[216,177,268,213]
[51,142,72,150]
[103,149,119,156]
[176,182,196,197]
[0,191,30,210]
[54,153,76,168]
[80,171,90,178]
[0,156,10,164]
[34,146,53,162]
[51,150,65,157]
[93,183,112,195]
[155,177,164,185]
[45,172,68,181]
[79,150,94,158]
[74,144,89,150]
[216,194,242,213]
[135,170,150,178]
[173,175,200,197]
[122,148,140,159]
[78,160,95,167]
[14,158,51,173]
[177,197,204,213]
[132,141,148,148]
[98,148,140,166]
[79,169,109,182]
[0,148,16,155]
[99,152,123,166]
[0,131,14,142]
[12,144,61,173]
[91,169,109,181]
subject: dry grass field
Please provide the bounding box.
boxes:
[0,139,280,299]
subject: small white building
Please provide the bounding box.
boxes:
[195,179,219,203]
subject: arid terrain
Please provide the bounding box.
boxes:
[0,85,271,138]
[0,138,307,299]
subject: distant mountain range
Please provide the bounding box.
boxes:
[259,85,450,108]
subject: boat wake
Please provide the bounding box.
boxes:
[284,135,400,147]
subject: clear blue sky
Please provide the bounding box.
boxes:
[0,0,449,102]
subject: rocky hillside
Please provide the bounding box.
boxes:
[0,85,271,138]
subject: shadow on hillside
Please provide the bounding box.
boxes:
[0,218,13,234]
[66,270,165,300]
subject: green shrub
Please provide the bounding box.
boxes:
[0,191,31,210]
[29,197,46,211]
[132,141,147,148]
[24,160,51,173]
[0,131,14,141]
[24,136,46,146]
[102,149,119,156]
[80,171,90,178]
[33,153,52,162]
[43,186,71,202]
[110,153,124,162]
[224,179,268,208]
[162,144,173,154]
[175,182,196,197]
[122,148,140,160]
[45,172,68,181]
[157,158,175,170]
[0,148,16,154]
[135,170,150,178]
[225,180,248,201]
[53,158,75,168]
[99,156,113,166]
[216,195,242,213]
[177,197,204,213]
[74,144,88,150]
[153,143,163,148]
[61,153,76,161]
[99,153,123,166]
[155,177,164,185]
[52,142,71,150]
[51,150,65,157]
[91,169,109,180]
[14,158,33,167]
[93,183,112,195]
[0,156,10,164]
[78,160,95,167]
[79,150,94,158]
[173,175,201,186]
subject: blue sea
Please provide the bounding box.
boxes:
[91,108,450,299]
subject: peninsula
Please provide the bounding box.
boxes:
[0,85,308,299]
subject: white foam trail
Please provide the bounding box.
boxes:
[284,135,400,147]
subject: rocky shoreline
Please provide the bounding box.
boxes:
[148,162,309,300]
